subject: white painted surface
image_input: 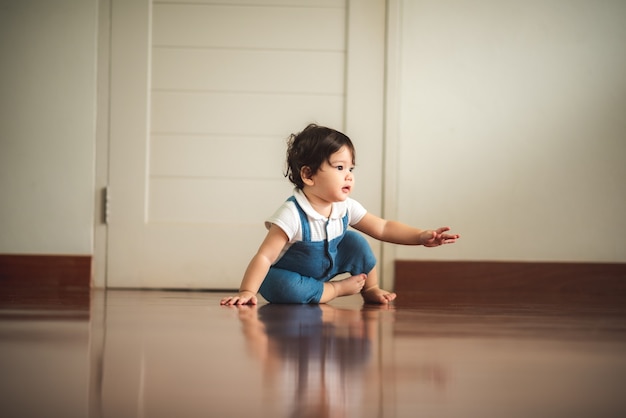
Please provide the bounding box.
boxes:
[0,0,98,254]
[390,0,626,263]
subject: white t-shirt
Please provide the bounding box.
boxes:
[266,189,368,261]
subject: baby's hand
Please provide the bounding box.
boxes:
[220,291,258,306]
[421,226,460,247]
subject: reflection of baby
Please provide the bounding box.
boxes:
[237,304,373,418]
[235,303,449,417]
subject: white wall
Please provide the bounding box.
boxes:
[0,0,98,254]
[389,0,626,263]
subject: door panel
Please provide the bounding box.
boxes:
[152,49,345,93]
[151,92,344,134]
[152,3,345,50]
[148,178,292,224]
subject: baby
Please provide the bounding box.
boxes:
[220,124,459,305]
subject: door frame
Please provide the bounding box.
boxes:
[93,0,112,288]
[93,0,391,289]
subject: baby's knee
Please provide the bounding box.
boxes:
[338,231,377,273]
[342,231,371,250]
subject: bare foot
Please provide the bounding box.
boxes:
[361,285,397,304]
[331,274,367,297]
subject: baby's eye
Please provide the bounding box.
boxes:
[335,165,355,172]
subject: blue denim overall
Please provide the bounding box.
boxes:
[259,196,377,303]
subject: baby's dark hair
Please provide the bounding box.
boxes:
[285,124,356,189]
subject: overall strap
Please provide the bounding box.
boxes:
[287,196,311,242]
[341,209,349,232]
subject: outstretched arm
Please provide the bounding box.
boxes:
[353,213,459,246]
[220,224,288,306]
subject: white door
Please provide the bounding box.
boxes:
[105,0,386,288]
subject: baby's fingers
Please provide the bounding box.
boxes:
[436,226,451,235]
[239,295,258,305]
[441,233,459,244]
[220,296,239,306]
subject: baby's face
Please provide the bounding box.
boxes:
[307,146,355,203]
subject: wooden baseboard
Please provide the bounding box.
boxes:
[0,254,91,311]
[394,260,626,305]
[0,254,91,286]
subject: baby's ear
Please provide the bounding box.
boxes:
[300,166,314,185]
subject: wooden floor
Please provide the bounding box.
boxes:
[1,289,625,418]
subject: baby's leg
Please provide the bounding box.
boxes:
[259,268,325,303]
[361,266,397,304]
[319,274,366,303]
[335,231,397,304]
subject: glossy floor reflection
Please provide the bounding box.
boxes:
[1,290,625,418]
